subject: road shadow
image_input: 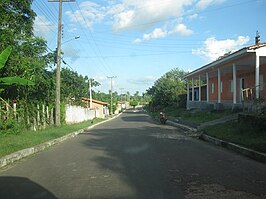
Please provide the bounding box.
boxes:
[120,109,160,125]
[80,124,191,199]
[79,120,266,198]
[0,176,57,199]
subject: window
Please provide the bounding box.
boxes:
[211,83,214,94]
[220,81,223,93]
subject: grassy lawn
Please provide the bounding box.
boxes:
[203,121,266,153]
[0,118,104,158]
[149,106,233,125]
[147,106,266,153]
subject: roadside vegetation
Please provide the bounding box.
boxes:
[0,118,104,157]
[149,106,232,126]
[146,67,266,154]
[0,1,149,152]
[203,121,266,153]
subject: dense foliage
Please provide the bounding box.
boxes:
[0,1,103,132]
[0,1,101,104]
[146,68,187,110]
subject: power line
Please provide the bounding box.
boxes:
[79,51,191,58]
[65,3,109,76]
[74,1,114,75]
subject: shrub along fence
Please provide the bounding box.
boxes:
[0,100,55,132]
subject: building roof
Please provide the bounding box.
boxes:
[184,42,266,79]
[82,98,108,105]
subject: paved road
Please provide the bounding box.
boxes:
[1,109,266,199]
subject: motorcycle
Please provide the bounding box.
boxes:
[159,112,167,124]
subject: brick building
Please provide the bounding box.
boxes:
[184,43,266,110]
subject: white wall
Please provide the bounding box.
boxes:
[65,105,95,124]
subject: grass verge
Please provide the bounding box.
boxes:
[148,106,233,125]
[0,118,104,158]
[203,121,266,153]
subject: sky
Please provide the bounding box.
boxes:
[32,0,266,95]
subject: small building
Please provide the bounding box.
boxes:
[117,101,130,111]
[82,98,109,118]
[184,42,266,110]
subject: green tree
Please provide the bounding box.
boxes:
[130,100,138,109]
[147,68,187,109]
[60,68,100,102]
[0,47,34,92]
[0,1,51,101]
[0,0,36,50]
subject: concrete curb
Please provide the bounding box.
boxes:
[164,118,266,164]
[199,133,266,163]
[0,113,122,169]
[167,120,197,132]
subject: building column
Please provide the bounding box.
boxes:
[255,54,260,99]
[233,64,237,104]
[187,79,190,102]
[198,75,201,102]
[218,68,221,103]
[192,78,194,101]
[206,72,209,102]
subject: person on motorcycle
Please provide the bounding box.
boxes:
[159,112,167,124]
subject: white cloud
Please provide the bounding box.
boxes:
[135,23,193,42]
[64,0,226,39]
[128,76,157,85]
[65,1,105,29]
[33,16,54,38]
[196,0,225,10]
[188,13,198,20]
[172,24,193,36]
[111,0,194,31]
[143,28,168,40]
[192,36,250,61]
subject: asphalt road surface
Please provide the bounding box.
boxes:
[1,109,266,199]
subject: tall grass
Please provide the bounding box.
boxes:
[204,121,266,153]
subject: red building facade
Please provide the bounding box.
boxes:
[184,43,266,110]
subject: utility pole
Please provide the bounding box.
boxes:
[55,0,62,126]
[48,0,75,126]
[107,76,117,117]
[120,88,124,101]
[89,79,92,108]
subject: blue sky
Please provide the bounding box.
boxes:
[32,0,266,95]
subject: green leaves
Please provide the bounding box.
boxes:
[0,47,11,70]
[0,47,35,89]
[147,68,188,108]
[0,77,34,86]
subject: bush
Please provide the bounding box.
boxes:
[0,118,20,135]
[130,100,138,109]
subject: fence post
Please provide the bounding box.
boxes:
[37,104,40,130]
[46,106,49,125]
[33,118,37,131]
[6,103,9,119]
[13,103,17,121]
[50,108,54,125]
[42,104,46,129]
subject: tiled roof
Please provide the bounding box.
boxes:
[184,42,266,79]
[82,98,108,105]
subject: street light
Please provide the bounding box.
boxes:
[54,36,80,64]
[62,36,80,45]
